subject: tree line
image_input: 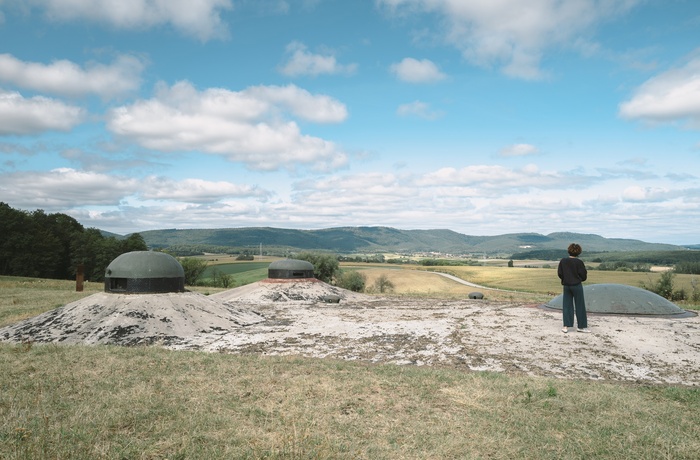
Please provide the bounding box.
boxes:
[0,202,147,282]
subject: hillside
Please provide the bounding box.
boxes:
[133,227,683,256]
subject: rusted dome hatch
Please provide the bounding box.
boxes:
[105,251,185,294]
[268,258,315,279]
[544,283,695,318]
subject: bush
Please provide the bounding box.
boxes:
[180,257,208,285]
[295,252,340,283]
[641,270,685,301]
[373,274,394,293]
[336,270,366,292]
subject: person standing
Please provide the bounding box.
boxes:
[557,243,591,333]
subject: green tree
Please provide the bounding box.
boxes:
[121,233,148,253]
[374,273,394,293]
[180,257,208,286]
[337,270,366,292]
[296,252,340,283]
[642,270,676,300]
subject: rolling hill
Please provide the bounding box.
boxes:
[132,226,683,256]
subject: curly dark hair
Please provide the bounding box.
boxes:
[567,243,582,257]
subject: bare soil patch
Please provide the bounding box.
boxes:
[2,280,698,386]
[187,297,699,386]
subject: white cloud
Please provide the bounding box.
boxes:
[396,100,443,120]
[379,0,640,79]
[28,0,232,41]
[619,53,700,128]
[0,168,271,211]
[0,90,85,135]
[0,53,145,99]
[279,41,357,77]
[416,164,573,191]
[245,84,348,123]
[140,177,270,202]
[390,57,446,83]
[7,163,696,244]
[107,81,349,171]
[499,143,539,157]
[0,168,137,207]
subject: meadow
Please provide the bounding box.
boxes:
[1,265,699,459]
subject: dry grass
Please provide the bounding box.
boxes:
[342,264,700,308]
[0,276,103,327]
[2,344,699,459]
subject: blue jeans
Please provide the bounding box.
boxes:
[562,283,587,328]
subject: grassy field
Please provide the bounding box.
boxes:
[2,344,699,459]
[200,262,270,286]
[2,269,699,458]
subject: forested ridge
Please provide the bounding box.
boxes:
[0,202,146,282]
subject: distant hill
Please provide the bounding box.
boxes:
[132,226,683,256]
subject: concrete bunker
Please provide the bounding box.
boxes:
[267,258,315,280]
[544,283,696,318]
[104,251,185,294]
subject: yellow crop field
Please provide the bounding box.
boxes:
[341,263,700,307]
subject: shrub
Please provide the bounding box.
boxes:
[296,252,340,283]
[373,274,394,293]
[336,270,366,292]
[180,257,208,285]
[641,270,684,300]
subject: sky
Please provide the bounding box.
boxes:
[0,0,699,245]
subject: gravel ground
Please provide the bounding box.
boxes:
[2,280,698,386]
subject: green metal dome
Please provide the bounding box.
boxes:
[105,251,185,293]
[268,258,315,279]
[545,283,694,317]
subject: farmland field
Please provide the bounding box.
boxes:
[341,263,700,308]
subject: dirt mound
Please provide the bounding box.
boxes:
[0,292,264,346]
[210,279,374,304]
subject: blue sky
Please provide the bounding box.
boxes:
[1,0,699,245]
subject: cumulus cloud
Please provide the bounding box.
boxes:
[140,177,269,202]
[396,100,443,120]
[0,168,137,208]
[107,81,348,171]
[416,164,574,191]
[0,90,85,135]
[499,143,539,157]
[0,168,270,211]
[619,54,700,128]
[9,163,695,243]
[27,0,232,41]
[279,41,357,77]
[379,0,640,79]
[0,53,145,99]
[390,57,446,83]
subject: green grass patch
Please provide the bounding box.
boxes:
[200,262,269,286]
[1,345,698,459]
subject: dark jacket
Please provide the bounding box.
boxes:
[558,257,587,286]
